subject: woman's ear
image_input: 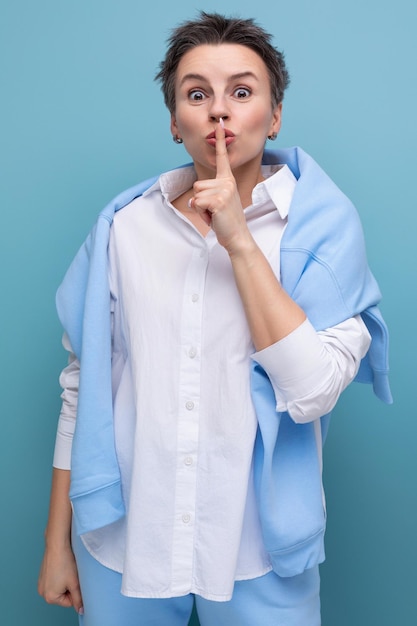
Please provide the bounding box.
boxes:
[269,103,282,137]
[170,113,178,137]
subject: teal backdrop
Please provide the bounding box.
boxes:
[1,1,415,624]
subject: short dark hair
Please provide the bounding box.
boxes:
[155,12,290,113]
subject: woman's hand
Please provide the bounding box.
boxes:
[38,543,84,614]
[190,122,254,254]
[190,121,306,351]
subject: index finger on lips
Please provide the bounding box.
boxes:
[215,118,232,179]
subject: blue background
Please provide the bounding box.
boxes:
[1,1,415,624]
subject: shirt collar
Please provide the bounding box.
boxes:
[250,164,296,219]
[143,166,197,202]
[144,163,296,220]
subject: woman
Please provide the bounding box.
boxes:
[38,12,391,626]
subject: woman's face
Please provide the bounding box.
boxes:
[171,43,282,180]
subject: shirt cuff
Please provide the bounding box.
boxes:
[251,320,337,423]
[53,415,75,469]
[251,316,371,423]
[53,333,79,469]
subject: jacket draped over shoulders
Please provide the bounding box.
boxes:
[56,147,392,577]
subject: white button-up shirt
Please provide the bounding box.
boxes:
[54,164,370,601]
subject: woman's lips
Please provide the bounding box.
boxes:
[205,130,235,147]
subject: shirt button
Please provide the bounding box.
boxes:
[188,347,197,359]
[182,513,191,524]
[184,456,193,466]
[191,293,199,302]
[185,401,194,410]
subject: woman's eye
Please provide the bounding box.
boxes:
[234,87,251,98]
[189,90,206,102]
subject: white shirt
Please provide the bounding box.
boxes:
[54,164,371,601]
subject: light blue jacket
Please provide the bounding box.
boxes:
[56,147,392,578]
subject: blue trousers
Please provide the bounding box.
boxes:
[72,531,321,626]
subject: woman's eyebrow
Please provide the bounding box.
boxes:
[179,71,259,86]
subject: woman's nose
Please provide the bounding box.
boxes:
[209,113,230,124]
[208,96,230,124]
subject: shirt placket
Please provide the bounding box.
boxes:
[171,241,209,590]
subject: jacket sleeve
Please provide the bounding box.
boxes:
[274,146,392,404]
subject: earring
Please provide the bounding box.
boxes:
[173,135,183,144]
[267,132,278,141]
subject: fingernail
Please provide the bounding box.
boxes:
[187,198,193,209]
[219,117,224,129]
[78,607,84,615]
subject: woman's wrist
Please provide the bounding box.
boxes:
[226,231,258,261]
[44,526,72,550]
